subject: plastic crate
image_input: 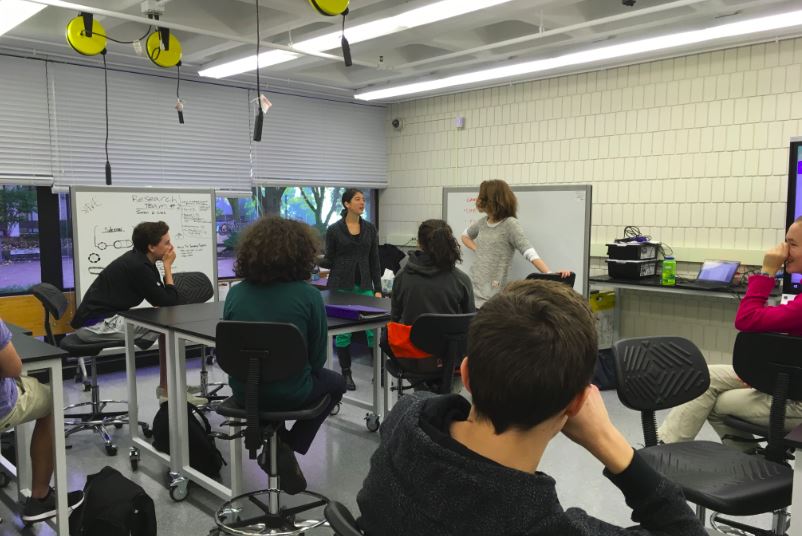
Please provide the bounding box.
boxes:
[606,242,659,260]
[605,258,659,279]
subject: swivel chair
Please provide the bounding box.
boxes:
[385,313,474,397]
[526,271,576,288]
[210,321,331,535]
[720,332,802,455]
[324,502,364,536]
[31,283,152,456]
[172,272,224,404]
[614,336,793,535]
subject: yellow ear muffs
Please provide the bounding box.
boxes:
[308,0,349,16]
[146,29,182,68]
[65,13,107,56]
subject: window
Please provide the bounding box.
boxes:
[0,185,41,294]
[59,193,74,290]
[216,185,376,279]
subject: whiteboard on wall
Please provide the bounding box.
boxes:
[443,185,592,297]
[71,187,217,305]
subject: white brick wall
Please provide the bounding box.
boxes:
[381,37,802,362]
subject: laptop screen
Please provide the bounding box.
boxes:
[697,260,740,283]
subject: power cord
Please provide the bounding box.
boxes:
[82,26,151,44]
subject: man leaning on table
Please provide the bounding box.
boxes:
[71,221,205,405]
[0,318,83,522]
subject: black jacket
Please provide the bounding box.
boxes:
[323,218,381,293]
[391,251,475,324]
[357,394,706,536]
[72,249,179,328]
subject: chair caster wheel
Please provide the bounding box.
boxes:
[365,413,380,432]
[114,423,123,429]
[330,403,341,416]
[83,383,91,392]
[0,472,10,488]
[105,444,118,456]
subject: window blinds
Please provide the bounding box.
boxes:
[0,56,53,184]
[49,62,252,192]
[251,91,387,189]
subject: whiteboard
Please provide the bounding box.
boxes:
[443,185,592,297]
[71,187,218,305]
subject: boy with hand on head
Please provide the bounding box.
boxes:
[357,279,705,536]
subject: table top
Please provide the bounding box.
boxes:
[6,322,32,336]
[589,275,781,298]
[11,332,68,363]
[121,291,391,336]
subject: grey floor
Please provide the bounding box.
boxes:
[0,343,779,535]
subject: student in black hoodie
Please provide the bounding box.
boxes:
[390,219,475,325]
[358,279,706,536]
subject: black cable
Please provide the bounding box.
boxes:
[82,26,151,44]
[102,50,111,185]
[252,0,264,142]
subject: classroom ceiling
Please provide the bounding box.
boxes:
[2,0,802,102]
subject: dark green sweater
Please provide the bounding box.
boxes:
[223,280,328,409]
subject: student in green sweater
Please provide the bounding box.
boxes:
[224,216,346,494]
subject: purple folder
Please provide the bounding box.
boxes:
[325,304,387,320]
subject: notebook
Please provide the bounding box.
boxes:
[325,304,388,320]
[680,260,740,289]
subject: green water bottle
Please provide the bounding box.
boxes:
[661,256,676,286]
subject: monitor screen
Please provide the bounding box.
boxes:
[698,260,739,283]
[783,139,802,294]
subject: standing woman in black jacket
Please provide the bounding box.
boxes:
[322,188,382,390]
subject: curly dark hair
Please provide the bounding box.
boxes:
[233,216,320,284]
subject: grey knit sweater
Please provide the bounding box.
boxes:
[323,218,381,293]
[357,394,707,536]
[464,216,539,306]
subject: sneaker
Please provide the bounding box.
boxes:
[155,386,208,406]
[22,489,84,522]
[261,439,307,495]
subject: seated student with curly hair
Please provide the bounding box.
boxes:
[224,216,346,494]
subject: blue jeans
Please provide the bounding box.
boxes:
[279,368,346,455]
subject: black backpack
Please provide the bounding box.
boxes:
[69,466,156,536]
[152,401,225,477]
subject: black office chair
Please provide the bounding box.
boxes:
[720,332,802,455]
[31,283,152,456]
[210,321,330,535]
[172,272,223,404]
[614,336,793,535]
[385,313,475,397]
[526,271,577,287]
[324,502,364,536]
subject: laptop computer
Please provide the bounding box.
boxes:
[680,260,741,289]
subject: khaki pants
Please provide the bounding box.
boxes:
[657,364,802,450]
[0,377,52,431]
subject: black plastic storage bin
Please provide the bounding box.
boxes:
[606,242,659,260]
[605,259,659,279]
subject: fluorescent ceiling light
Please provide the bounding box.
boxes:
[0,0,46,37]
[199,0,514,79]
[355,8,802,101]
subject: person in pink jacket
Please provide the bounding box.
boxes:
[658,217,802,448]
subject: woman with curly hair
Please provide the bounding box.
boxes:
[224,216,346,494]
[321,188,381,391]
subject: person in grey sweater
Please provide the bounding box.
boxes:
[462,179,570,306]
[357,280,706,536]
[321,188,381,390]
